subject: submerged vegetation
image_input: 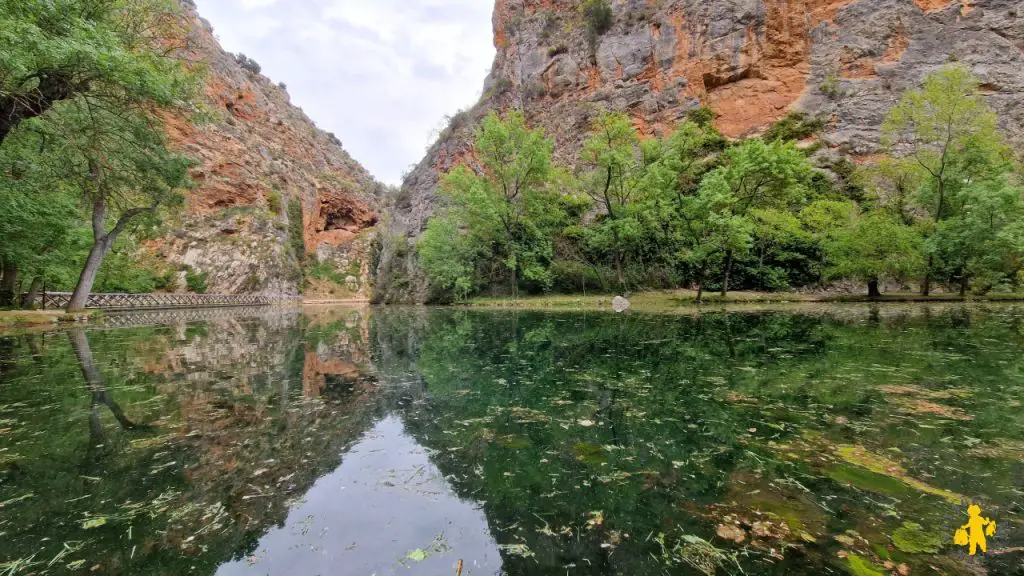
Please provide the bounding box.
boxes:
[419,66,1024,303]
[1,304,1024,573]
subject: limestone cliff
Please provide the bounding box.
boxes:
[152,2,381,298]
[375,0,1024,303]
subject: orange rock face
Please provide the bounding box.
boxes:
[376,0,1024,304]
[153,3,380,296]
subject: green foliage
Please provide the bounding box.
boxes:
[235,52,261,75]
[93,250,157,294]
[686,106,716,127]
[762,112,826,143]
[1,0,201,310]
[288,198,306,264]
[306,259,349,286]
[583,0,613,36]
[820,73,842,98]
[268,189,282,215]
[185,269,209,294]
[0,0,202,144]
[417,66,1019,300]
[883,64,1020,293]
[825,211,925,291]
[419,110,566,301]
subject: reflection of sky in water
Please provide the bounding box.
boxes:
[216,415,502,576]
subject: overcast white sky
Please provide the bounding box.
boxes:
[193,0,495,186]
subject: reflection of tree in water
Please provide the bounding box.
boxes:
[0,311,383,575]
[68,328,153,469]
[373,307,1024,576]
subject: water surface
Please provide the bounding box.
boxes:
[1,305,1022,575]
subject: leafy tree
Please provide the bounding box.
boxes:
[929,175,1024,295]
[641,120,726,297]
[418,215,478,300]
[0,0,197,145]
[698,139,814,296]
[883,65,1013,295]
[825,210,925,297]
[749,208,807,291]
[419,111,561,299]
[26,102,193,311]
[0,130,85,306]
[579,111,652,288]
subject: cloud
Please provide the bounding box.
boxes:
[193,0,495,186]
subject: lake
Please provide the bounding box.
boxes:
[1,304,1022,575]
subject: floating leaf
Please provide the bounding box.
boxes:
[406,548,428,562]
[81,517,108,529]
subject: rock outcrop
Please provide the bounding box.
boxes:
[375,0,1024,303]
[152,2,381,298]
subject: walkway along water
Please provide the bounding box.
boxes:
[20,291,298,311]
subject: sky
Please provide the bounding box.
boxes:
[193,0,496,186]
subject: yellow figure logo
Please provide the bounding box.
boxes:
[954,504,996,555]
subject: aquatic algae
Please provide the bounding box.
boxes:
[835,445,964,503]
[891,521,943,553]
[826,464,913,498]
[845,555,885,576]
[573,442,607,464]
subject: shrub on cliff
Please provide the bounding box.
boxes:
[583,0,613,36]
[235,53,262,75]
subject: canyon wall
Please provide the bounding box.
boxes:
[375,0,1024,303]
[152,3,381,298]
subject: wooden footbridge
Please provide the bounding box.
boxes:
[29,292,296,311]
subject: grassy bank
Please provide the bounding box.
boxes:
[465,290,1024,312]
[0,310,99,332]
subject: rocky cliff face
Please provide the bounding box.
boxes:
[375,0,1024,303]
[152,2,381,298]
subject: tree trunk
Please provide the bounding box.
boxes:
[921,255,933,296]
[868,279,881,299]
[21,276,42,309]
[0,261,18,307]
[720,250,734,298]
[695,266,706,304]
[67,237,113,312]
[959,275,968,297]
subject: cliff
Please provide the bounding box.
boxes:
[151,2,381,298]
[375,0,1024,303]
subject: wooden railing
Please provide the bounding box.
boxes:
[100,307,301,329]
[25,292,297,311]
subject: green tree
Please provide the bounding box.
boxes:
[929,175,1024,295]
[0,128,86,306]
[698,139,814,296]
[641,119,727,298]
[580,111,654,288]
[0,0,196,144]
[826,210,925,297]
[419,111,561,299]
[28,103,193,311]
[882,65,1012,295]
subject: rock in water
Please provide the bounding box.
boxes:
[612,296,631,313]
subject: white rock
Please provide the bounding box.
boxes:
[612,296,631,313]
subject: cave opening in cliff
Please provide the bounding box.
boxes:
[320,199,379,233]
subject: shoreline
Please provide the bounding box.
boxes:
[462,290,1024,312]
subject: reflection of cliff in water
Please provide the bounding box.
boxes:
[368,306,1024,576]
[0,307,384,575]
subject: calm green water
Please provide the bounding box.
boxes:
[1,305,1022,575]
